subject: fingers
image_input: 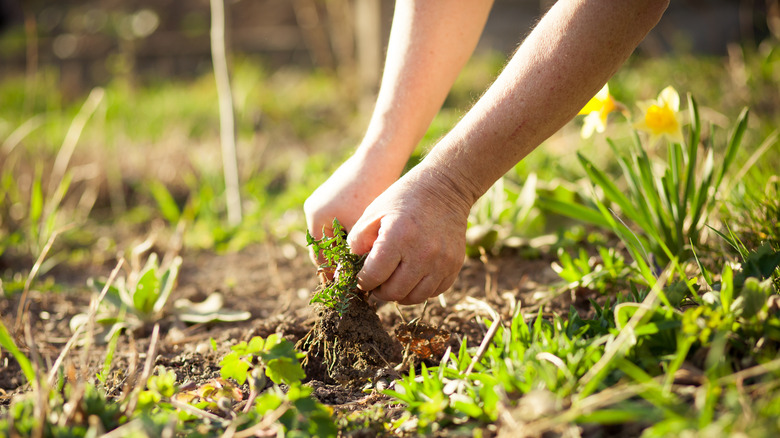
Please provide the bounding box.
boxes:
[347,216,381,256]
[354,236,401,292]
[395,275,441,305]
[357,227,461,304]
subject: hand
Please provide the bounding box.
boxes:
[347,163,472,305]
[304,152,400,264]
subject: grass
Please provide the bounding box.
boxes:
[1,35,780,437]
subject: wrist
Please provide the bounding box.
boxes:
[352,135,416,179]
[418,147,485,210]
[409,157,480,220]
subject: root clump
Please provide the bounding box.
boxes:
[297,293,403,386]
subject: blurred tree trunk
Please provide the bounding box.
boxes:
[354,0,381,109]
[325,0,357,101]
[210,0,242,226]
[292,0,335,70]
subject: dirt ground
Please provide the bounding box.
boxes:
[0,240,579,425]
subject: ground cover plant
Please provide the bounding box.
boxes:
[2,32,780,438]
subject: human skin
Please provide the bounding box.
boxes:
[304,0,495,239]
[305,0,670,304]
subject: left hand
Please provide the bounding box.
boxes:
[346,163,473,305]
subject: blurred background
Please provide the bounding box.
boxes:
[0,0,778,262]
[0,1,776,98]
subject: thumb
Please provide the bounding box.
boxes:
[347,216,381,255]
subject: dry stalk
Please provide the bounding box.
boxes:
[99,418,145,438]
[0,115,43,157]
[46,258,125,388]
[169,398,228,424]
[222,401,290,438]
[15,224,74,335]
[47,87,104,197]
[465,314,501,376]
[209,0,242,226]
[123,323,161,416]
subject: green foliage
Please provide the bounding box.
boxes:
[71,251,183,339]
[552,246,631,292]
[0,381,127,437]
[72,247,248,341]
[305,218,365,316]
[541,95,752,281]
[384,239,780,435]
[218,335,337,437]
[0,319,35,384]
[219,334,305,386]
[467,173,541,255]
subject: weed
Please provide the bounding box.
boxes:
[552,246,631,292]
[306,218,365,316]
[71,242,248,342]
[217,334,337,436]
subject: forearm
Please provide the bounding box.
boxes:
[357,0,495,174]
[422,0,669,205]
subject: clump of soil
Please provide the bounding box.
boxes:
[297,292,403,386]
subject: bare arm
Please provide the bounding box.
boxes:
[348,0,670,304]
[304,0,494,240]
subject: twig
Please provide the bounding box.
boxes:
[46,258,125,388]
[100,419,145,438]
[222,401,290,438]
[717,357,780,386]
[209,0,242,226]
[169,398,229,425]
[465,315,501,376]
[124,323,161,416]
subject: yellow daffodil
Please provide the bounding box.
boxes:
[578,83,620,139]
[633,85,685,145]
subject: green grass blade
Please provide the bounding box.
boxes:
[682,94,700,215]
[577,152,649,231]
[535,196,612,229]
[690,241,713,287]
[715,107,749,191]
[148,180,182,225]
[608,140,657,235]
[690,148,715,236]
[632,140,672,241]
[0,320,35,384]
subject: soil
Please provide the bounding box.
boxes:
[298,297,403,385]
[0,241,572,430]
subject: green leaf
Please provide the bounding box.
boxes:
[715,107,749,190]
[576,407,652,425]
[153,256,182,314]
[535,196,611,229]
[29,167,43,226]
[219,351,251,385]
[247,336,266,355]
[265,357,306,385]
[133,265,160,316]
[720,264,734,312]
[148,180,181,224]
[734,277,772,319]
[0,320,35,384]
[578,152,647,231]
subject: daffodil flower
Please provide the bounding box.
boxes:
[578,83,621,139]
[633,85,685,145]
